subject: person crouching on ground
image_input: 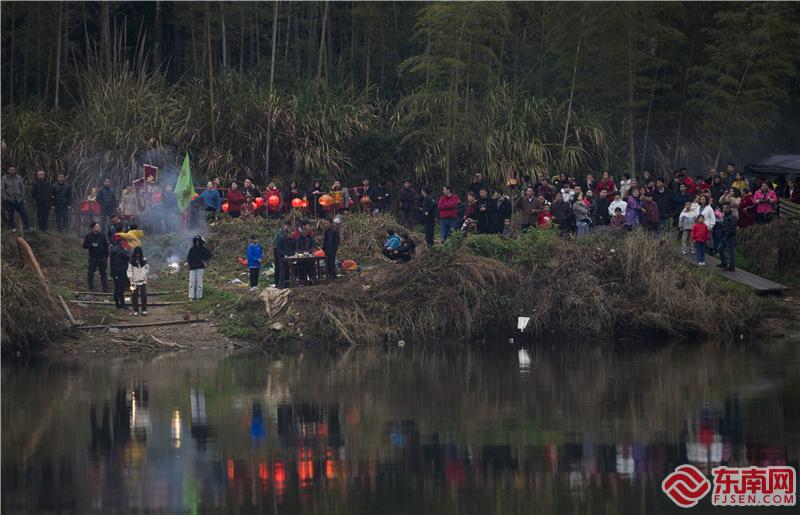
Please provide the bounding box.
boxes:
[127,246,150,315]
[187,235,213,300]
[110,235,130,309]
[383,229,401,259]
[246,234,263,292]
[394,232,417,262]
[691,215,710,266]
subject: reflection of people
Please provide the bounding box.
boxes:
[190,388,215,449]
[89,402,112,453]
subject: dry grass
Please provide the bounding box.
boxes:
[738,219,800,283]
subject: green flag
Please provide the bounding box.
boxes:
[175,153,195,212]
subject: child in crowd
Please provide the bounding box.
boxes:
[610,207,625,229]
[501,219,514,239]
[678,201,698,253]
[127,246,150,315]
[538,204,553,229]
[246,234,263,292]
[691,214,710,266]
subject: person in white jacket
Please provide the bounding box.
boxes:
[608,192,627,216]
[127,246,150,316]
[697,194,717,254]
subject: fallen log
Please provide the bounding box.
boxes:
[76,319,210,330]
[73,290,183,296]
[17,237,78,326]
[70,300,189,306]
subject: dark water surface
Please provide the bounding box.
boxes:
[2,341,798,514]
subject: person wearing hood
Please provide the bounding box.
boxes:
[322,218,341,279]
[110,235,131,309]
[382,228,401,259]
[187,235,213,300]
[127,246,150,316]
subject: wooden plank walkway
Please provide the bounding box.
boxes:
[682,253,786,294]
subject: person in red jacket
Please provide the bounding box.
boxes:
[737,189,756,228]
[594,171,617,195]
[691,214,711,266]
[538,203,554,229]
[438,186,460,242]
[226,182,246,218]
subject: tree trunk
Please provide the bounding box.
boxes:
[101,1,111,73]
[561,8,586,153]
[285,0,292,64]
[364,22,371,91]
[221,8,228,69]
[239,6,245,74]
[350,2,356,90]
[265,0,279,179]
[54,3,63,109]
[626,21,636,176]
[154,0,162,70]
[9,2,16,104]
[316,0,329,83]
[673,24,699,167]
[714,57,753,170]
[206,3,216,144]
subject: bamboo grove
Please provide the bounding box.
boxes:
[2,1,799,193]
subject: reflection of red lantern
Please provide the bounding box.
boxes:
[222,202,229,213]
[291,197,303,208]
[267,195,280,208]
[255,197,265,207]
[319,194,333,207]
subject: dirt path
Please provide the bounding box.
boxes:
[52,281,249,354]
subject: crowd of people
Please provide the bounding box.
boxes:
[3,162,798,305]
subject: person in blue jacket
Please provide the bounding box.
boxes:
[382,228,401,259]
[194,181,221,219]
[246,234,263,291]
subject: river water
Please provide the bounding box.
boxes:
[2,341,797,514]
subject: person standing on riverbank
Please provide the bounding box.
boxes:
[322,218,341,279]
[127,246,150,316]
[51,173,73,232]
[110,235,130,309]
[437,186,460,242]
[2,166,32,232]
[691,215,710,266]
[418,186,437,246]
[187,235,213,300]
[272,221,293,288]
[246,235,263,292]
[397,180,417,227]
[83,221,109,292]
[95,178,116,222]
[717,203,737,272]
[31,170,51,232]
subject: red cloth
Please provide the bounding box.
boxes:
[684,177,696,195]
[538,212,553,228]
[438,194,460,219]
[226,189,245,214]
[738,194,756,228]
[594,179,617,194]
[691,223,710,243]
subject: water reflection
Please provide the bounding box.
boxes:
[2,344,798,514]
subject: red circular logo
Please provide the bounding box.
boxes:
[662,464,711,508]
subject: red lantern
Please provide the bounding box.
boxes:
[319,194,333,207]
[313,249,325,257]
[301,198,309,208]
[222,202,229,213]
[251,202,258,211]
[267,195,280,208]
[254,196,265,207]
[291,197,303,208]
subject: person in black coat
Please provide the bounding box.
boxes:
[418,185,437,246]
[272,222,294,288]
[95,178,117,221]
[322,218,341,279]
[397,180,417,227]
[83,221,109,291]
[31,170,51,232]
[491,189,512,234]
[475,187,495,234]
[109,236,131,308]
[651,179,673,235]
[51,173,73,231]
